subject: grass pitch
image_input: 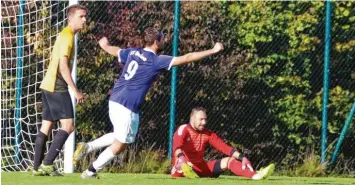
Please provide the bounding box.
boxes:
[1,172,354,185]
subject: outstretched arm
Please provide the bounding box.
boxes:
[209,132,235,156]
[98,37,121,57]
[171,42,224,67]
[209,132,254,171]
[232,150,254,172]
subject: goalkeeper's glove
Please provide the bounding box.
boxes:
[175,153,188,171]
[237,154,254,172]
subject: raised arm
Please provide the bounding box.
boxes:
[171,42,224,67]
[98,37,121,57]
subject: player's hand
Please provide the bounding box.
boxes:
[175,155,188,171]
[98,37,109,49]
[75,91,85,104]
[212,42,224,53]
[241,157,254,172]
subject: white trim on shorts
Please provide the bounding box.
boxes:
[109,101,139,143]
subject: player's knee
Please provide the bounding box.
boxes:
[220,157,232,169]
[110,140,128,154]
[60,127,74,134]
[40,120,54,134]
[59,119,74,133]
[66,126,75,134]
[59,125,74,133]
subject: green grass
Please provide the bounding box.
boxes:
[2,173,355,185]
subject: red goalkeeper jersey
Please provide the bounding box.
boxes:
[172,124,235,164]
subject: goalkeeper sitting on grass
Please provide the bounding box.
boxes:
[171,107,274,180]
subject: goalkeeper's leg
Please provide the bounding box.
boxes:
[225,158,257,178]
[32,92,55,176]
[32,121,53,176]
[41,119,73,176]
[253,163,275,180]
[223,157,274,180]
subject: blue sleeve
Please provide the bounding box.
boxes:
[118,48,134,65]
[154,55,175,71]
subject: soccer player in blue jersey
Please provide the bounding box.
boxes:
[74,27,224,178]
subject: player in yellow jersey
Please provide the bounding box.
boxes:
[32,4,87,176]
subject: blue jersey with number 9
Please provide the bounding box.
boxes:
[110,48,174,113]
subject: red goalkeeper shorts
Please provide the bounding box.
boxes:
[171,160,223,178]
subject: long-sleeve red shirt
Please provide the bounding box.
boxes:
[172,124,235,165]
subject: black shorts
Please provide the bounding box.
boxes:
[41,90,74,121]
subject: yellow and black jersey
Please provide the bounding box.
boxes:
[40,26,74,92]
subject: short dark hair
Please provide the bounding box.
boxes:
[144,27,163,46]
[190,107,207,118]
[67,4,87,17]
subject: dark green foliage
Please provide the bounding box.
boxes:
[45,1,355,173]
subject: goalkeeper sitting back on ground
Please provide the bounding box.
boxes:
[171,107,274,180]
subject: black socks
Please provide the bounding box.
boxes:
[42,130,69,165]
[33,131,48,170]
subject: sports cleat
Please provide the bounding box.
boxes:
[260,163,275,179]
[39,164,63,176]
[252,163,275,180]
[31,169,47,176]
[73,142,89,166]
[81,170,99,179]
[181,163,199,178]
[50,169,64,176]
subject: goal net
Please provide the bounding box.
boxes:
[1,0,69,171]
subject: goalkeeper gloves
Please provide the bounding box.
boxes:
[175,153,188,171]
[237,154,254,172]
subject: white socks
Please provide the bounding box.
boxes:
[92,147,116,172]
[87,133,115,153]
[85,169,96,176]
[252,173,263,180]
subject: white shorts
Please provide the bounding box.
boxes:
[109,101,139,144]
